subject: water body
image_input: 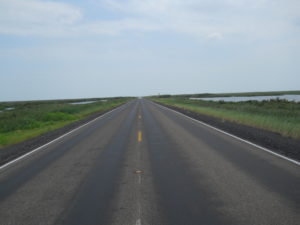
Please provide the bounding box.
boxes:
[69,101,97,105]
[0,107,15,113]
[190,95,300,102]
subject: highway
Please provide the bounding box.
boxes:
[0,99,299,225]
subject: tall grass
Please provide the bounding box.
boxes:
[153,97,300,140]
[0,98,131,148]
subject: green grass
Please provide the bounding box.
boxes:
[0,97,132,148]
[152,97,300,140]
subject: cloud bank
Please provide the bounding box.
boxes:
[0,0,299,40]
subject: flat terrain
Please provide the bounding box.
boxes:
[163,90,300,98]
[0,99,299,225]
[153,96,300,140]
[0,98,129,148]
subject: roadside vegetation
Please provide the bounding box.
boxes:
[156,90,300,99]
[0,98,131,148]
[152,95,300,140]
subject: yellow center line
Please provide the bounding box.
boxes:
[138,131,142,142]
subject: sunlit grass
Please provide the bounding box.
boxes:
[0,121,73,148]
[0,98,131,148]
[153,98,300,140]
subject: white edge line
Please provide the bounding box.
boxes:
[0,102,129,171]
[152,101,300,166]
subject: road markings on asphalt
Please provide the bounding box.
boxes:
[136,201,142,225]
[134,169,143,184]
[0,102,132,171]
[153,101,300,166]
[136,218,141,225]
[138,131,142,142]
[136,108,143,225]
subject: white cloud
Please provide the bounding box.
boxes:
[0,0,162,36]
[208,32,223,40]
[77,18,162,36]
[103,0,300,40]
[0,0,82,24]
[0,0,299,40]
[0,0,82,36]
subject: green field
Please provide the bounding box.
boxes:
[152,94,300,140]
[0,97,131,148]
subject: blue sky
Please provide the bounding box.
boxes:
[0,0,299,101]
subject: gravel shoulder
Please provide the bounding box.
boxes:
[0,104,126,166]
[154,101,300,162]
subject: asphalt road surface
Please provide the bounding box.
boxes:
[0,99,299,225]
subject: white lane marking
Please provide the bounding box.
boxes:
[0,102,131,171]
[135,201,142,225]
[152,101,300,166]
[135,218,141,225]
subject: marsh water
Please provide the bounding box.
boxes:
[190,95,300,102]
[69,101,97,105]
[0,107,15,113]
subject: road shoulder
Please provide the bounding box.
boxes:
[152,101,300,162]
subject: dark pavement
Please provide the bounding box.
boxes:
[0,99,299,225]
